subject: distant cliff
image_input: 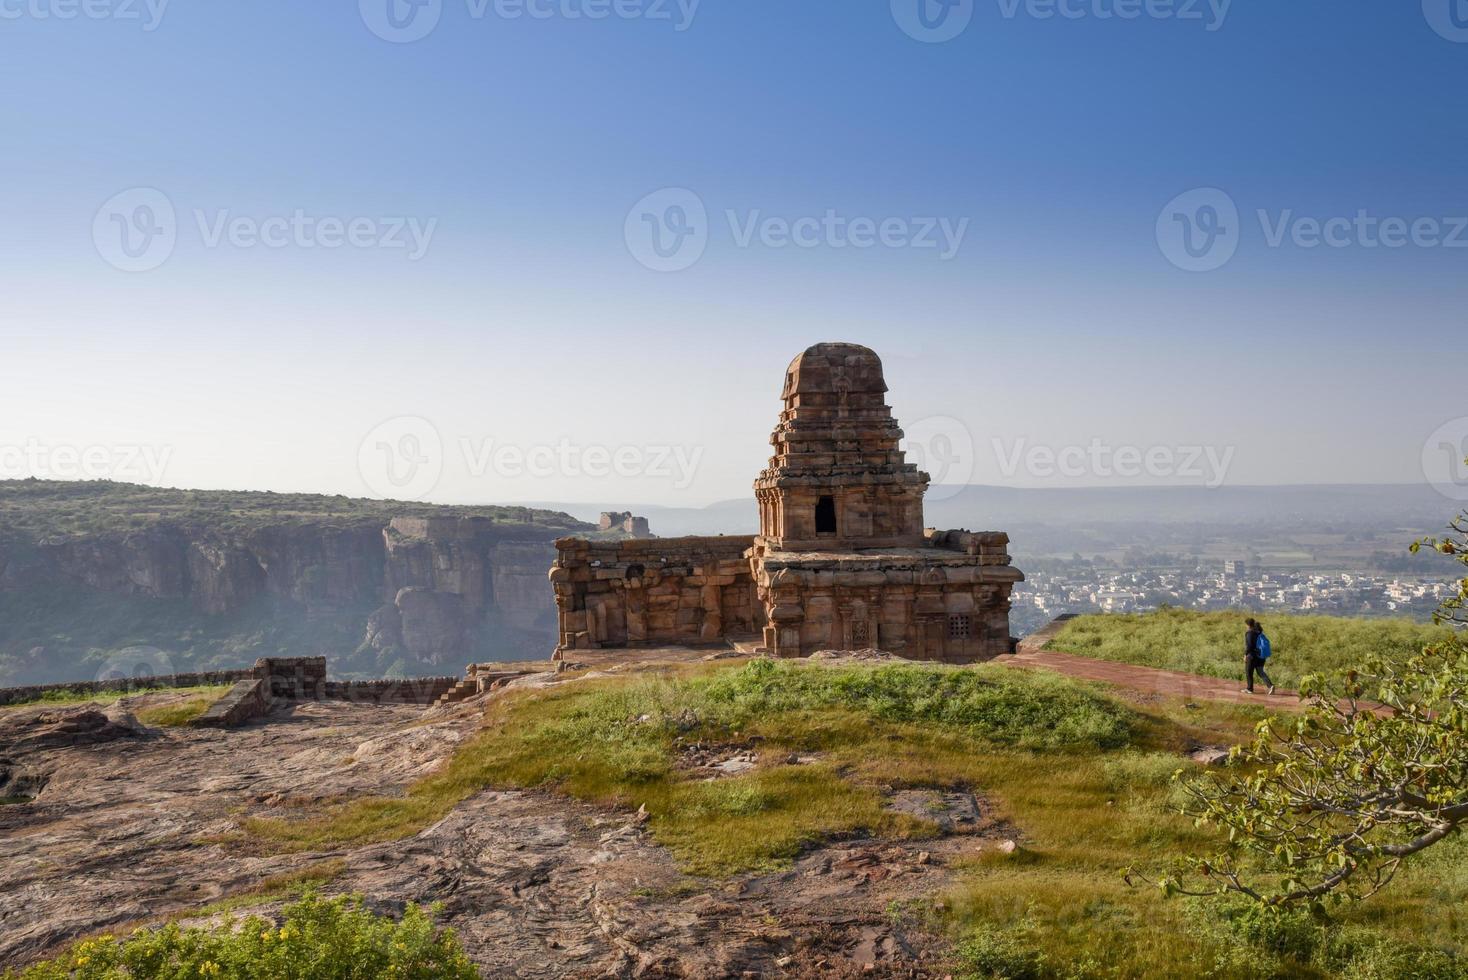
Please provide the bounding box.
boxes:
[0,480,596,685]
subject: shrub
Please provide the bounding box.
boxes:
[4,893,477,980]
[956,930,1046,980]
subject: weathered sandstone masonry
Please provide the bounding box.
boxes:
[190,657,456,728]
[551,537,759,650]
[552,343,1023,663]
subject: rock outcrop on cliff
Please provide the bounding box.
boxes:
[0,481,594,685]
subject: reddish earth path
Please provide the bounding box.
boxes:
[998,616,1306,710]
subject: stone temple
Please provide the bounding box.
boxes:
[549,343,1023,662]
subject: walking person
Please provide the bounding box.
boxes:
[1242,617,1275,695]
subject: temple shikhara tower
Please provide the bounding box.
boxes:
[550,343,1022,662]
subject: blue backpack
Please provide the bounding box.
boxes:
[1257,633,1272,660]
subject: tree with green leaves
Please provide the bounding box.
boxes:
[1129,504,1468,908]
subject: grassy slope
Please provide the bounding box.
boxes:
[241,658,1466,978]
[1045,607,1448,690]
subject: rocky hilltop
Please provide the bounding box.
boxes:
[0,481,596,685]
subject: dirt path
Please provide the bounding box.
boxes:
[999,616,1305,709]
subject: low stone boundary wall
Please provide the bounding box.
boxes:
[192,657,459,727]
[194,678,269,728]
[322,678,457,704]
[2,658,459,725]
[0,670,253,708]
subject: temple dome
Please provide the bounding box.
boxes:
[781,342,888,400]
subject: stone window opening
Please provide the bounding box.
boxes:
[815,495,837,534]
[947,614,971,640]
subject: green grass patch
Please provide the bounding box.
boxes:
[944,692,1468,978]
[136,693,228,728]
[3,891,475,980]
[1046,608,1447,690]
[243,659,1136,874]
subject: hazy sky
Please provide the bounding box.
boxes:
[3,1,1465,506]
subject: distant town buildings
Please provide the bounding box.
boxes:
[1009,562,1455,636]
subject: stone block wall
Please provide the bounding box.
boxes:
[321,677,457,704]
[194,656,459,727]
[549,536,759,654]
[194,678,270,728]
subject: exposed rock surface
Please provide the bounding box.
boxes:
[0,683,990,977]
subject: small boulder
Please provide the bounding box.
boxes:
[1190,747,1231,768]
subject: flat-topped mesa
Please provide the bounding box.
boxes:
[550,342,1022,664]
[754,343,929,551]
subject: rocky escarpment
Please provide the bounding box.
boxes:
[0,482,598,684]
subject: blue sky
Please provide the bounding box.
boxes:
[2,1,1465,505]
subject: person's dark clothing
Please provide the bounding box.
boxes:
[1244,624,1273,692]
